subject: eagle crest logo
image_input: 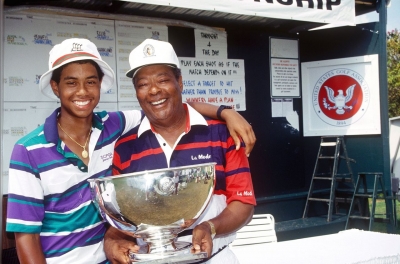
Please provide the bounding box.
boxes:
[311,68,371,128]
[323,84,356,115]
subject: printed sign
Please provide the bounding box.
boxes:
[302,55,381,136]
[195,29,227,59]
[180,57,246,110]
[271,58,300,97]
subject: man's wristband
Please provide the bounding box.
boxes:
[216,105,233,120]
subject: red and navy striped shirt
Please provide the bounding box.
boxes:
[113,104,256,205]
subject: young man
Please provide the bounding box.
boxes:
[107,39,256,263]
[6,38,256,264]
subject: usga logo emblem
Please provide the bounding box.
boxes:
[312,68,370,127]
[143,44,155,57]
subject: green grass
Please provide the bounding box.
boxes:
[369,198,400,234]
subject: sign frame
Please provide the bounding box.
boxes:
[301,55,381,137]
[270,37,300,98]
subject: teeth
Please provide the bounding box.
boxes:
[74,100,90,106]
[151,99,166,105]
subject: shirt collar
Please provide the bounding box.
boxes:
[44,107,103,143]
[44,108,61,144]
[138,103,208,137]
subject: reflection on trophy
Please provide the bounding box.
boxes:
[89,162,216,263]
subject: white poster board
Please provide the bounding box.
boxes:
[302,55,381,136]
[4,15,54,102]
[115,20,168,102]
[4,14,118,102]
[270,38,300,98]
[271,98,293,118]
[389,117,400,180]
[270,38,299,59]
[180,57,246,110]
[2,102,58,194]
[195,29,227,59]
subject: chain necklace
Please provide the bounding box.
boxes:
[58,122,91,159]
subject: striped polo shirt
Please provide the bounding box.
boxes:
[6,107,142,264]
[113,103,256,206]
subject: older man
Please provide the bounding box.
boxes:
[107,39,256,263]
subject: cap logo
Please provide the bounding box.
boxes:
[143,44,155,57]
[71,42,83,52]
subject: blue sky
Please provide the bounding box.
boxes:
[356,1,400,31]
[387,0,400,31]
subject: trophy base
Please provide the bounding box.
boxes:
[129,241,208,264]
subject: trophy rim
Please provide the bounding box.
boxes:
[88,162,217,183]
[89,162,217,227]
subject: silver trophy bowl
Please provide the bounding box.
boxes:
[89,162,216,263]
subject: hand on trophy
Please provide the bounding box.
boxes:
[191,221,215,259]
[104,226,140,264]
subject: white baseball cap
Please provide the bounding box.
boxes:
[126,39,180,78]
[39,38,115,100]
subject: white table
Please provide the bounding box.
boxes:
[230,229,400,264]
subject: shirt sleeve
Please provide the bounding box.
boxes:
[121,110,143,135]
[220,137,257,205]
[6,144,44,233]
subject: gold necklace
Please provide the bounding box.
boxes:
[58,122,91,159]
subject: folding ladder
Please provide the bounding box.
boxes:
[303,136,356,222]
[345,172,395,231]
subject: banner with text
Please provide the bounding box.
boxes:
[121,0,355,25]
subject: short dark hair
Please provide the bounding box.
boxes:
[172,67,181,80]
[51,60,104,84]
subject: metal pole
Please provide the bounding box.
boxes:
[377,0,394,233]
[0,0,5,257]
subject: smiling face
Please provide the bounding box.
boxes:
[133,64,184,127]
[50,61,102,120]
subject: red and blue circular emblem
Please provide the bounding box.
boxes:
[312,68,370,127]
